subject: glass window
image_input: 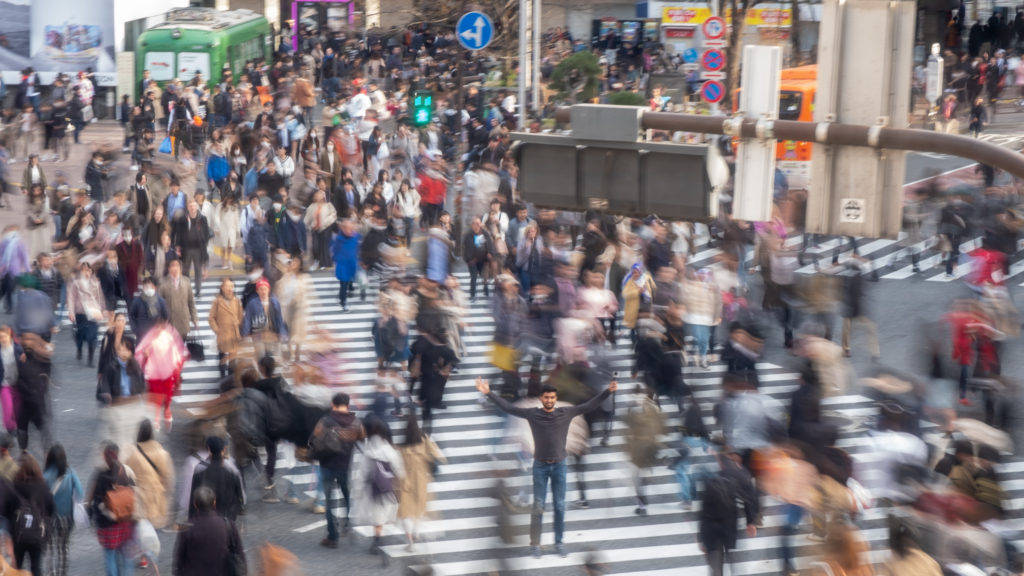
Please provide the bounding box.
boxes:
[177,52,210,82]
[779,91,803,120]
[144,52,175,81]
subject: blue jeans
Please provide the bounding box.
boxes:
[674,437,709,502]
[320,466,351,542]
[688,323,711,359]
[104,547,134,576]
[530,460,567,546]
[780,503,804,572]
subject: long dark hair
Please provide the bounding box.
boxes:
[402,412,424,446]
[137,419,154,443]
[44,443,68,476]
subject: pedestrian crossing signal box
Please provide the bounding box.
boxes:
[412,90,433,127]
[512,133,716,221]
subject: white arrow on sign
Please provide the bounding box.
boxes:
[460,16,486,48]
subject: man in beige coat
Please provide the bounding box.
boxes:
[158,259,197,340]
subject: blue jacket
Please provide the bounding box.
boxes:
[241,296,288,342]
[331,231,361,282]
[278,216,307,255]
[128,294,170,340]
[206,154,230,184]
[426,236,450,284]
[243,167,260,198]
[245,222,269,267]
[43,467,84,518]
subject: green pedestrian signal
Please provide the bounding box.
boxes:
[412,90,433,127]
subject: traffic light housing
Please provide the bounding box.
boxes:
[412,90,433,127]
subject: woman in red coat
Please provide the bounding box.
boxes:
[945,299,998,406]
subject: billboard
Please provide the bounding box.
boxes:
[0,0,116,86]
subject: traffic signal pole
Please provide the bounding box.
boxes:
[555,108,1024,180]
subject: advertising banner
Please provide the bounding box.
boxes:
[661,7,712,25]
[0,0,116,86]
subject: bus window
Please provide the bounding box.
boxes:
[178,53,210,82]
[145,52,175,81]
[779,91,802,120]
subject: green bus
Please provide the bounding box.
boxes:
[136,7,272,91]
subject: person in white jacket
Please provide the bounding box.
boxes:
[394,179,420,246]
[353,417,405,555]
[214,194,241,269]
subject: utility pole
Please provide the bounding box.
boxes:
[532,0,541,119]
[454,0,468,255]
[518,0,529,129]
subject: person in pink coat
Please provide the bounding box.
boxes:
[134,320,188,431]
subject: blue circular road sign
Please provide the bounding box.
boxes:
[701,80,724,104]
[457,12,495,51]
[702,49,725,72]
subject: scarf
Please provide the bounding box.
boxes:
[142,294,159,319]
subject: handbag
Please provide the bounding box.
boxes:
[158,136,172,154]
[82,105,94,122]
[186,336,206,362]
[488,343,517,372]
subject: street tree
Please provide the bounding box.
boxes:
[549,51,601,103]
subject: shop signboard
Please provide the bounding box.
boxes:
[0,0,117,86]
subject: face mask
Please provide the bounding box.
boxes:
[108,260,118,267]
[288,212,301,222]
[95,160,103,166]
[272,203,282,211]
[327,144,334,151]
[4,232,16,241]
[143,287,156,297]
[79,227,94,242]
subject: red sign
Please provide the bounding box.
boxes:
[664,27,696,38]
[702,16,726,40]
[759,28,791,41]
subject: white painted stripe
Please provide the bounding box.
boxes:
[395,527,891,575]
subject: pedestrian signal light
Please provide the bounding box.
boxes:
[412,90,433,127]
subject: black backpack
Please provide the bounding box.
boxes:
[14,495,45,546]
[309,419,344,459]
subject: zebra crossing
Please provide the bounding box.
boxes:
[685,231,1024,285]
[167,263,1024,575]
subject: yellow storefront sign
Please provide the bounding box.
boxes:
[722,7,794,26]
[745,8,792,26]
[661,7,712,25]
[661,6,792,28]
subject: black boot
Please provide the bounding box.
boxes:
[87,345,95,367]
[76,347,82,361]
[369,535,381,554]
